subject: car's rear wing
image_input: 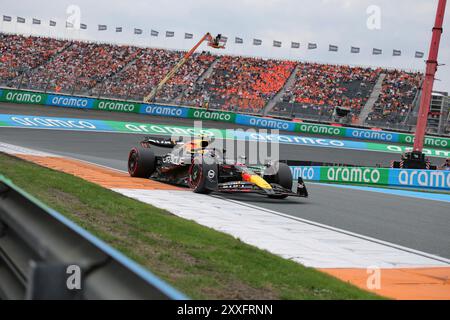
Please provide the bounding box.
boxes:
[141,137,181,148]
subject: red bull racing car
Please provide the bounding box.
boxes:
[127,137,308,199]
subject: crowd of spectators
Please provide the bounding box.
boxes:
[93,49,215,101]
[366,70,422,125]
[18,41,141,93]
[181,56,296,113]
[1,32,426,127]
[280,63,379,113]
[0,33,67,84]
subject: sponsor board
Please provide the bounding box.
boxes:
[46,94,95,109]
[390,169,450,190]
[139,104,188,118]
[290,167,321,181]
[106,120,224,137]
[235,114,296,131]
[346,128,399,143]
[369,143,450,159]
[0,89,47,105]
[0,114,110,131]
[399,133,450,149]
[290,166,450,191]
[188,109,236,123]
[322,167,389,185]
[93,99,140,113]
[233,131,367,150]
[1,88,450,150]
[1,113,449,159]
[296,123,346,137]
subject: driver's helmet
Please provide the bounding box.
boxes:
[184,139,210,154]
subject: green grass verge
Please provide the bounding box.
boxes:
[0,153,383,300]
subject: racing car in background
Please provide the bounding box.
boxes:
[127,137,308,199]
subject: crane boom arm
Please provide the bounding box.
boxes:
[143,33,215,103]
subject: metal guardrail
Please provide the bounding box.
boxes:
[0,175,188,300]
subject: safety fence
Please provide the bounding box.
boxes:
[290,166,450,191]
[0,175,187,300]
[1,87,450,150]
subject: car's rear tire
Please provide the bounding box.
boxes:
[128,147,156,178]
[188,156,218,194]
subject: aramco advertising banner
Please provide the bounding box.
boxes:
[290,166,450,190]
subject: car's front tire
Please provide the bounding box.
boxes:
[128,147,156,178]
[264,162,293,199]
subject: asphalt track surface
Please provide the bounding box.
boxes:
[1,103,449,259]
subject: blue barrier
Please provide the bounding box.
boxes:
[389,169,450,190]
[291,166,322,181]
[233,130,370,150]
[0,114,113,132]
[290,166,450,191]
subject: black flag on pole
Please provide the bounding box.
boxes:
[185,33,193,39]
[49,20,56,27]
[66,21,74,28]
[80,23,87,30]
[98,25,107,31]
[3,15,12,22]
[253,39,262,46]
[134,28,143,35]
[308,43,317,49]
[291,42,300,49]
[151,30,159,37]
[116,27,122,32]
[235,37,243,44]
[373,48,382,55]
[393,49,402,56]
[415,51,424,58]
[273,40,282,48]
[351,46,360,54]
[329,45,338,52]
[32,18,41,25]
[17,17,25,23]
[166,31,175,37]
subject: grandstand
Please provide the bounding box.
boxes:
[1,32,448,134]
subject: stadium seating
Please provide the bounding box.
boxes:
[0,32,426,129]
[17,41,141,94]
[92,49,215,102]
[180,56,296,113]
[0,33,67,84]
[365,70,423,126]
[270,63,380,121]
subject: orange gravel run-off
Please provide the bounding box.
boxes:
[321,268,450,300]
[16,155,183,191]
[13,154,450,300]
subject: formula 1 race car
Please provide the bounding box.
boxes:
[127,137,308,199]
